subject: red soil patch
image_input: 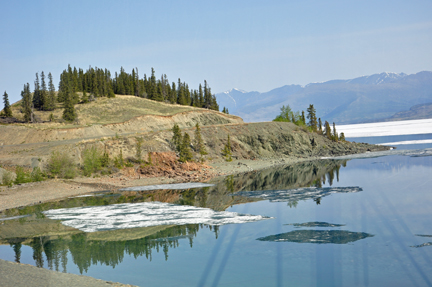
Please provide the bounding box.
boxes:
[137,152,214,181]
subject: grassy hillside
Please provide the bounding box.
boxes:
[7,94,212,127]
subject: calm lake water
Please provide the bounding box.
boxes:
[1,135,432,286]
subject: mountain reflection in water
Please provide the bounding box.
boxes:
[257,230,374,244]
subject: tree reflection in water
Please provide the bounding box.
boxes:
[1,159,348,273]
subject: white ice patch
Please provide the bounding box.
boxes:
[378,139,432,146]
[323,148,432,160]
[43,202,271,233]
[119,182,214,191]
[338,119,432,138]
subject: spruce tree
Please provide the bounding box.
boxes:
[307,104,317,132]
[339,132,346,141]
[324,121,332,140]
[33,73,42,110]
[21,83,33,122]
[179,132,193,162]
[40,71,48,110]
[332,122,338,142]
[45,72,56,111]
[172,123,182,151]
[62,83,77,122]
[194,123,207,157]
[222,134,233,162]
[301,111,306,125]
[318,118,323,133]
[2,91,12,117]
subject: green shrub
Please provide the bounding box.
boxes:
[14,166,31,184]
[2,170,14,187]
[114,150,125,169]
[31,167,45,182]
[82,146,103,177]
[47,151,76,179]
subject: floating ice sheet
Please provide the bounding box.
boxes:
[378,139,432,146]
[286,222,345,228]
[411,242,432,248]
[257,230,374,244]
[235,186,362,202]
[119,182,214,191]
[338,119,432,138]
[43,202,271,232]
[322,148,432,160]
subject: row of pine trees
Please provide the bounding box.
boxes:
[57,65,219,110]
[1,65,220,122]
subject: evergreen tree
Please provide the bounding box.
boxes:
[318,118,323,133]
[45,72,56,111]
[198,84,204,107]
[339,132,346,141]
[222,134,233,162]
[306,104,317,132]
[21,83,33,122]
[172,123,182,152]
[179,132,193,162]
[332,122,338,142]
[301,111,306,125]
[33,73,43,110]
[324,121,332,140]
[2,91,12,117]
[40,71,48,110]
[62,83,77,122]
[193,123,207,157]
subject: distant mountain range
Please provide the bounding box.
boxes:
[216,71,432,124]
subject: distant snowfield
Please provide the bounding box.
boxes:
[338,119,432,138]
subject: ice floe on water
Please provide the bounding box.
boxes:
[257,230,374,244]
[43,202,271,232]
[235,186,362,202]
[411,242,432,248]
[322,148,432,160]
[378,139,432,146]
[338,119,432,138]
[286,222,345,228]
[119,182,214,191]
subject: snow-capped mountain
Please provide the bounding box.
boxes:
[215,71,432,124]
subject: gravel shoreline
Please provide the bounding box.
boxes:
[0,259,137,287]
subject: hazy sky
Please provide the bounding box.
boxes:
[1,0,432,103]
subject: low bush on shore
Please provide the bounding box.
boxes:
[47,151,77,179]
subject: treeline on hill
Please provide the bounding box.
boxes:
[57,65,219,109]
[273,104,345,142]
[3,65,220,123]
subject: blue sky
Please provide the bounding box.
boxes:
[1,0,432,103]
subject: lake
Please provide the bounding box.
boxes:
[1,134,432,286]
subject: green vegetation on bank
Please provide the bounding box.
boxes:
[273,104,345,142]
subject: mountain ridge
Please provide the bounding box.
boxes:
[216,71,432,124]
